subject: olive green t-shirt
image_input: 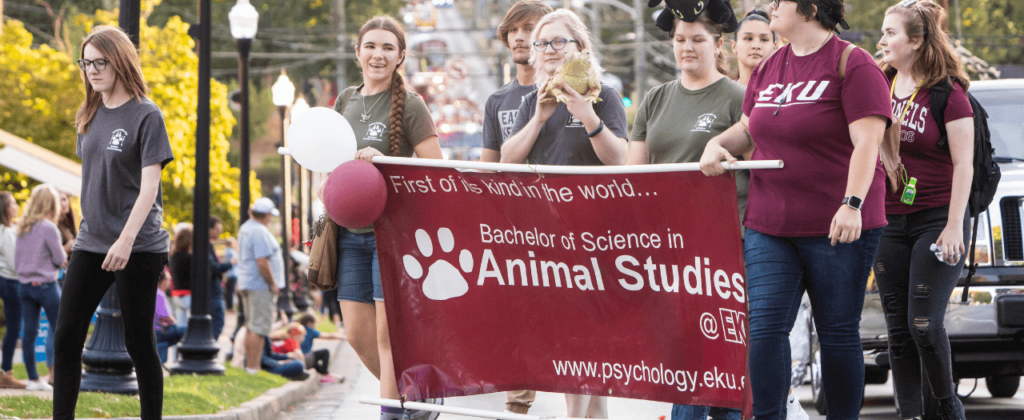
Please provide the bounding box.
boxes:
[333,85,437,233]
[630,77,749,227]
[334,85,437,158]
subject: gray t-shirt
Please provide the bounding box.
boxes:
[334,86,437,158]
[510,83,628,166]
[236,219,285,291]
[630,77,749,226]
[74,98,174,254]
[482,80,536,151]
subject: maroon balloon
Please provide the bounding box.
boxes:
[324,160,387,229]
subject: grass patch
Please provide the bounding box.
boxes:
[0,366,288,418]
[11,362,49,379]
[316,317,338,333]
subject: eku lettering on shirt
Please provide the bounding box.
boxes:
[753,81,831,109]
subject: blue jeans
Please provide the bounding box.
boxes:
[336,229,382,303]
[0,278,21,372]
[744,227,882,420]
[210,298,225,341]
[21,282,60,380]
[155,323,187,346]
[671,405,741,420]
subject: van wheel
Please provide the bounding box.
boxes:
[986,376,1020,398]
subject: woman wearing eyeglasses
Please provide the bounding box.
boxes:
[500,10,625,418]
[699,1,891,419]
[500,9,628,167]
[876,1,974,419]
[52,26,174,420]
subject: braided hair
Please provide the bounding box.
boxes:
[357,16,408,157]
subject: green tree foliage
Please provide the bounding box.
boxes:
[0,20,83,159]
[843,0,1024,66]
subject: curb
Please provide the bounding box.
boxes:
[48,340,343,420]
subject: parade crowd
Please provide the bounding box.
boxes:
[0,0,984,420]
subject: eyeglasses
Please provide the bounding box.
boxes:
[532,38,579,52]
[77,58,109,72]
[900,0,918,6]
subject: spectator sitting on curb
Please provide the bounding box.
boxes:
[261,334,309,381]
[155,270,186,362]
[297,312,344,383]
[269,323,307,364]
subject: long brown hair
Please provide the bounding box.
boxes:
[880,0,970,90]
[75,26,149,134]
[57,191,77,238]
[171,226,193,256]
[18,185,60,237]
[0,192,15,228]
[357,16,408,157]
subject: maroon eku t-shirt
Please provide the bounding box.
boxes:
[743,36,892,237]
[885,81,974,215]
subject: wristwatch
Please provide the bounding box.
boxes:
[842,195,863,210]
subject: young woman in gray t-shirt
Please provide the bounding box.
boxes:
[52,26,174,420]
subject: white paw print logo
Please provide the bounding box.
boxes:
[403,227,473,301]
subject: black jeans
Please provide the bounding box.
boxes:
[873,206,969,417]
[53,251,166,420]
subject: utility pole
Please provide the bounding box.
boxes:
[633,0,645,99]
[331,0,347,93]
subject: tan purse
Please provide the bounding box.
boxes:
[306,87,357,291]
[880,121,903,194]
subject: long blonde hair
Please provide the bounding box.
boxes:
[75,26,149,134]
[18,185,60,237]
[530,9,603,88]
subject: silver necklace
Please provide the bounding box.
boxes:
[360,89,386,122]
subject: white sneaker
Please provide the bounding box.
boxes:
[787,393,809,420]
[26,380,53,391]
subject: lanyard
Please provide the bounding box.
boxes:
[890,75,922,126]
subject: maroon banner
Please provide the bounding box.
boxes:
[374,164,751,414]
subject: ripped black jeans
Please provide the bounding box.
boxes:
[874,205,969,417]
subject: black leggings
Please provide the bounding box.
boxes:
[873,206,969,417]
[53,251,166,420]
[305,349,330,375]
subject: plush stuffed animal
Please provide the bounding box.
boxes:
[648,0,739,33]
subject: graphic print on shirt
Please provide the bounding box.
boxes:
[364,122,386,141]
[498,110,519,140]
[565,113,585,128]
[753,81,831,110]
[108,129,127,152]
[891,99,929,143]
[692,113,718,133]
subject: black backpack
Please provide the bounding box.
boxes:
[930,78,1000,303]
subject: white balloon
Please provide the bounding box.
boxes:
[286,107,356,172]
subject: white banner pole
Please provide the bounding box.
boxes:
[359,397,581,420]
[366,156,783,175]
[277,147,782,175]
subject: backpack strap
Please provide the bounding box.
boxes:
[930,78,953,150]
[333,86,358,115]
[837,42,858,80]
[962,215,980,303]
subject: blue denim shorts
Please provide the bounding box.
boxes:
[336,229,382,303]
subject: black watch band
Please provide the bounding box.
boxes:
[587,120,605,138]
[842,195,864,210]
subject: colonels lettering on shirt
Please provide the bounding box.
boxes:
[891,98,929,142]
[753,81,830,110]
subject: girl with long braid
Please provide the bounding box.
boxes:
[325,15,443,420]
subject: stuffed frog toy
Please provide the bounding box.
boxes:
[543,49,601,104]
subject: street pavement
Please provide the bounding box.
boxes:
[278,339,1024,420]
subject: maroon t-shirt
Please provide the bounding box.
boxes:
[743,36,891,237]
[885,81,973,215]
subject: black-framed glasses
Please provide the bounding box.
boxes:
[77,58,109,72]
[532,38,579,52]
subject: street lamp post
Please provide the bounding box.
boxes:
[272,72,294,307]
[230,0,259,226]
[170,0,224,375]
